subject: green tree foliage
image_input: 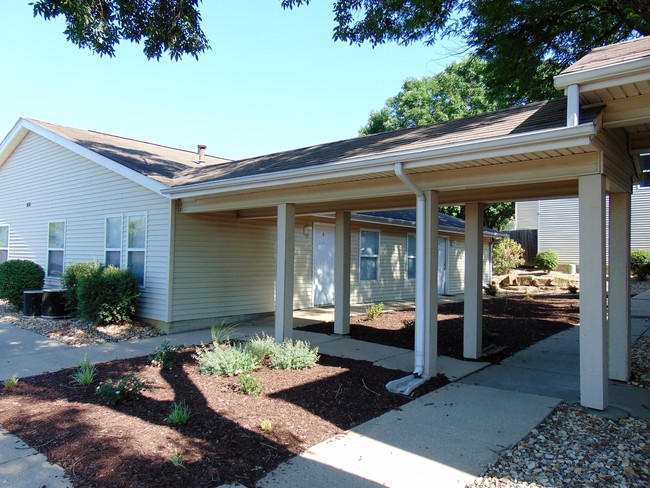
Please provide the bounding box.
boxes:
[359,57,506,135]
[284,0,649,103]
[32,0,209,60]
[439,203,515,232]
[492,238,525,275]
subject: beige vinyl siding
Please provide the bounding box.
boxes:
[0,132,171,322]
[293,218,313,309]
[631,186,650,250]
[515,201,539,230]
[444,239,493,295]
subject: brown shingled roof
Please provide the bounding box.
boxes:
[560,36,650,76]
[27,119,231,186]
[171,98,603,187]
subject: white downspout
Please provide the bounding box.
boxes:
[394,162,426,377]
[567,84,580,127]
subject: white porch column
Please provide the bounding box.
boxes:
[464,202,484,359]
[334,211,351,335]
[423,190,439,376]
[579,175,608,409]
[608,192,632,381]
[275,203,296,342]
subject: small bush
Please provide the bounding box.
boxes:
[244,334,280,362]
[483,283,498,297]
[150,341,184,369]
[169,452,186,469]
[166,401,191,425]
[0,260,44,308]
[195,344,261,377]
[638,262,650,281]
[631,250,650,277]
[62,262,101,314]
[365,302,385,320]
[492,238,525,275]
[238,373,265,397]
[536,250,559,273]
[3,375,19,389]
[270,340,319,370]
[211,320,239,344]
[77,265,140,325]
[70,357,97,386]
[96,373,149,405]
[260,419,273,432]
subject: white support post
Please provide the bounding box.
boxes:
[567,84,580,127]
[464,202,484,359]
[579,175,608,410]
[608,192,631,381]
[275,203,296,343]
[423,190,439,377]
[334,211,351,335]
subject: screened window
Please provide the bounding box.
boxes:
[407,233,416,280]
[0,225,8,263]
[360,230,379,281]
[105,216,122,268]
[48,221,65,277]
[127,214,146,286]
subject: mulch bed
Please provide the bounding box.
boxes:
[0,351,446,488]
[298,295,580,362]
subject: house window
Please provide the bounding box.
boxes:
[360,229,379,281]
[0,225,8,263]
[47,221,65,277]
[127,214,146,286]
[105,216,122,268]
[407,233,416,280]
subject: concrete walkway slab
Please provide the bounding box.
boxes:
[258,383,560,488]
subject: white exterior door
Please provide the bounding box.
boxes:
[313,223,335,306]
[438,237,447,294]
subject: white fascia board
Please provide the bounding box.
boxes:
[554,57,650,91]
[6,119,168,195]
[0,119,29,168]
[163,123,597,199]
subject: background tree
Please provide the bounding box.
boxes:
[283,0,649,103]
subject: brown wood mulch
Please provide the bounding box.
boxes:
[0,294,579,487]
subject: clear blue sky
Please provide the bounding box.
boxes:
[0,2,464,160]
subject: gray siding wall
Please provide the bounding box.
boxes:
[0,133,172,322]
[515,201,539,230]
[445,239,493,295]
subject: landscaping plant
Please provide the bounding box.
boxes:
[630,250,650,277]
[166,401,192,425]
[238,373,265,397]
[536,250,559,273]
[365,302,385,320]
[492,238,525,275]
[150,341,185,369]
[62,262,101,314]
[70,356,97,386]
[96,373,150,405]
[77,265,140,325]
[637,262,650,281]
[483,283,498,296]
[195,344,262,377]
[0,260,44,308]
[211,320,239,344]
[2,375,19,389]
[169,452,186,469]
[270,339,320,370]
[244,334,280,362]
[259,419,273,432]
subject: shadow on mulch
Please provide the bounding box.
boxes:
[298,295,580,363]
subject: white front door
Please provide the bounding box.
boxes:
[438,237,447,294]
[313,223,335,306]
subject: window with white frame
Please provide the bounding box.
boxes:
[105,216,122,268]
[0,225,8,263]
[359,229,379,281]
[127,214,146,286]
[407,233,416,280]
[47,221,65,277]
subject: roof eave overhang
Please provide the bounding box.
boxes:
[554,57,650,93]
[162,123,598,200]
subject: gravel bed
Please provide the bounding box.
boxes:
[0,299,163,347]
[631,336,650,389]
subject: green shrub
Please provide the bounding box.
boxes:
[150,341,185,369]
[0,260,44,308]
[70,356,97,386]
[631,250,650,277]
[3,375,19,389]
[365,302,385,320]
[244,334,280,362]
[492,238,525,275]
[195,344,261,377]
[62,262,101,314]
[96,373,149,405]
[270,340,319,370]
[77,265,140,325]
[238,373,265,397]
[638,262,650,281]
[483,283,498,296]
[166,401,191,425]
[535,250,559,273]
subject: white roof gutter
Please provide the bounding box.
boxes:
[162,123,597,199]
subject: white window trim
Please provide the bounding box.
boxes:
[47,220,66,278]
[104,215,123,268]
[0,224,9,263]
[127,212,147,287]
[407,232,416,280]
[359,228,380,282]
